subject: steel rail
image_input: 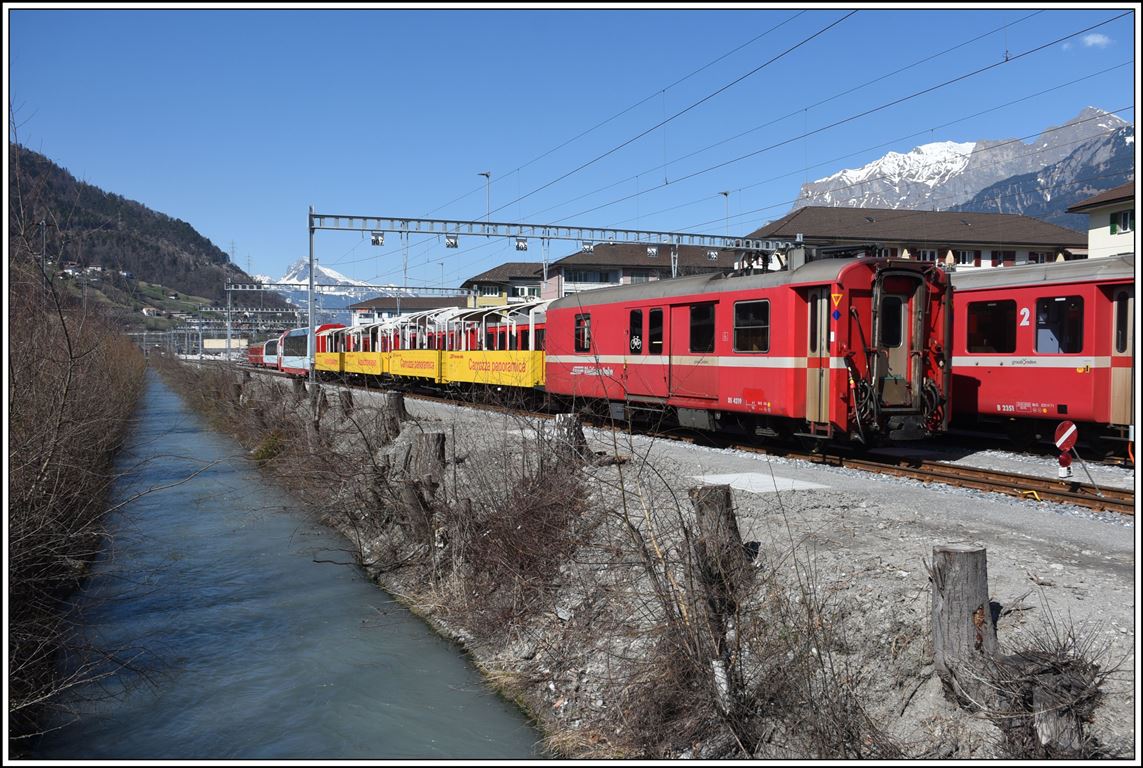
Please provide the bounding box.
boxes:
[226,363,1135,516]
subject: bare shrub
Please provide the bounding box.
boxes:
[7,257,147,747]
[981,593,1122,759]
[440,450,591,631]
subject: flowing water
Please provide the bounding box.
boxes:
[32,371,541,760]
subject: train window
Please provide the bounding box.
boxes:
[1035,296,1083,354]
[648,308,663,354]
[966,301,1016,353]
[1115,291,1131,354]
[690,303,716,354]
[574,314,591,353]
[809,295,819,354]
[733,300,770,353]
[535,329,545,351]
[283,333,307,357]
[519,329,530,351]
[880,297,904,347]
[629,310,643,354]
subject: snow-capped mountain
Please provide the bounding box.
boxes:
[275,258,375,289]
[792,107,1131,216]
[260,258,409,314]
[950,124,1134,230]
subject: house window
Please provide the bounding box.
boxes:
[574,313,592,353]
[648,308,663,354]
[628,270,650,284]
[991,250,1015,267]
[513,285,539,298]
[876,247,898,259]
[478,284,501,296]
[918,249,938,262]
[1026,251,1049,264]
[955,250,977,266]
[565,269,616,283]
[1110,209,1134,234]
[689,303,716,354]
[966,300,1016,353]
[1035,296,1083,354]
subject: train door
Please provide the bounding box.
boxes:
[1110,286,1134,427]
[872,273,925,409]
[625,306,668,398]
[669,302,718,399]
[806,288,831,424]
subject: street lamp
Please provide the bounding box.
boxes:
[478,171,491,223]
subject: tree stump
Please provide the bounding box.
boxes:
[338,388,354,416]
[688,484,748,716]
[992,649,1101,758]
[380,391,409,421]
[376,392,408,444]
[553,413,588,462]
[929,544,998,708]
[412,431,446,484]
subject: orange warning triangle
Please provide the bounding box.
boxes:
[831,293,842,307]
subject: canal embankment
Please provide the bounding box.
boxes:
[155,359,1135,760]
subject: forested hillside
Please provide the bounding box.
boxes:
[9,144,284,305]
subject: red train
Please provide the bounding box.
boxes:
[247,252,1133,458]
[545,253,952,445]
[950,254,1134,452]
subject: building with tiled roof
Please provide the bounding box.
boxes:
[347,295,469,326]
[460,261,544,307]
[541,242,738,298]
[1066,182,1135,260]
[749,206,1087,269]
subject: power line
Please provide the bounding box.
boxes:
[415,13,805,222]
[546,12,1132,227]
[488,11,858,220]
[608,64,1133,232]
[519,11,1050,225]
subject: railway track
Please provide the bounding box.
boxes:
[227,362,1135,517]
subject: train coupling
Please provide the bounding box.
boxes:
[887,415,928,441]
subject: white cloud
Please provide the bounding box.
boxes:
[1082,33,1111,48]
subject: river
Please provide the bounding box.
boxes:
[31,371,542,760]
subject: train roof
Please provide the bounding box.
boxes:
[548,257,882,309]
[950,254,1134,291]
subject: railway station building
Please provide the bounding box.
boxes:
[747,205,1087,270]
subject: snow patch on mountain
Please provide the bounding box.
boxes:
[821,141,976,189]
[278,258,374,288]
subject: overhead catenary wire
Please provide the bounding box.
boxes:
[336,12,1131,290]
[544,12,1132,228]
[485,11,858,221]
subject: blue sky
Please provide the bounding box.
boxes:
[7,5,1137,290]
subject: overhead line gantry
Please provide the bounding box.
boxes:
[300,208,798,385]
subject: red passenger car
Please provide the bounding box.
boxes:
[950,254,1134,450]
[544,255,951,445]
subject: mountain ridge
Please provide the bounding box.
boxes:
[791,107,1133,227]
